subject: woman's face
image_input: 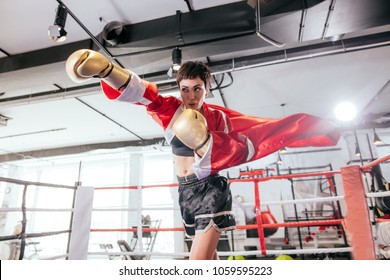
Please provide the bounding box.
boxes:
[179,77,208,110]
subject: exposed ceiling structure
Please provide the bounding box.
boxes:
[0,0,390,163]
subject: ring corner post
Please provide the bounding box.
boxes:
[341,165,376,260]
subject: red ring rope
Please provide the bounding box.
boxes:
[90,218,344,232]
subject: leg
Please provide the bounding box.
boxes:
[211,249,220,260]
[190,227,221,260]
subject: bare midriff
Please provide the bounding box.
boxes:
[173,155,196,177]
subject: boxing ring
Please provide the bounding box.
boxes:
[1,154,389,260]
[0,177,76,260]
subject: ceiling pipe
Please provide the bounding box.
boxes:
[298,0,308,42]
[321,0,337,40]
[2,31,389,110]
[2,0,389,75]
[101,1,257,48]
[210,35,390,76]
[255,0,285,48]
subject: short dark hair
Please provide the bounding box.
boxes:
[176,61,211,88]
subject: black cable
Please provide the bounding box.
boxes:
[217,72,234,90]
[211,72,234,91]
[56,0,125,68]
[76,98,144,141]
[211,73,225,90]
[0,48,10,56]
[184,0,194,12]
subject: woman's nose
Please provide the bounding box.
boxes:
[188,91,196,99]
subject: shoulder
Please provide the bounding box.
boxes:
[147,94,182,111]
[203,103,230,131]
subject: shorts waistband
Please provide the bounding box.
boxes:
[177,173,199,184]
[177,173,220,185]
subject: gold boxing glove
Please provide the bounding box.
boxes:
[172,109,211,157]
[66,49,130,91]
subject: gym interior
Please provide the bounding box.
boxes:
[0,0,390,261]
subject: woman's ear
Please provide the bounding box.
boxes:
[205,82,211,97]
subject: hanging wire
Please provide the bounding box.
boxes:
[210,72,234,91]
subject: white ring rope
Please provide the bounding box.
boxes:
[0,176,76,189]
[0,207,74,212]
[366,190,390,198]
[38,254,69,260]
[88,246,352,258]
[262,195,344,206]
[92,207,180,212]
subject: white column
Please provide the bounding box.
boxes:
[68,186,94,260]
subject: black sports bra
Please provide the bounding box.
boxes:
[171,135,194,157]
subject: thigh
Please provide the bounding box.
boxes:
[190,226,221,260]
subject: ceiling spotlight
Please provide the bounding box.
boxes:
[279,147,287,154]
[373,129,383,145]
[0,114,11,127]
[172,47,182,71]
[276,152,283,165]
[48,4,68,42]
[354,142,361,157]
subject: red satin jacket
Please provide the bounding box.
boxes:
[101,74,340,179]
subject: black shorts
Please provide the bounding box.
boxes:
[178,173,236,237]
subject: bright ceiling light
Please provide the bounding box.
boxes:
[335,102,357,122]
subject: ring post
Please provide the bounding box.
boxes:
[341,165,376,259]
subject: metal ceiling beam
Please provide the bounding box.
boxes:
[0,39,94,74]
[0,0,389,76]
[102,1,257,48]
[2,30,390,109]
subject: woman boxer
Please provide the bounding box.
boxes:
[66,49,339,259]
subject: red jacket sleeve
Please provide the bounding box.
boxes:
[101,75,182,130]
[193,104,340,179]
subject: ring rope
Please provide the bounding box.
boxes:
[360,153,390,172]
[0,207,74,212]
[93,170,343,191]
[0,176,76,189]
[90,196,345,213]
[0,229,71,241]
[365,190,390,198]
[7,155,388,259]
[26,230,71,238]
[92,207,180,212]
[376,218,390,223]
[229,170,340,183]
[90,219,344,233]
[262,195,344,206]
[0,176,76,259]
[38,254,69,260]
[87,246,352,258]
[95,183,178,190]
